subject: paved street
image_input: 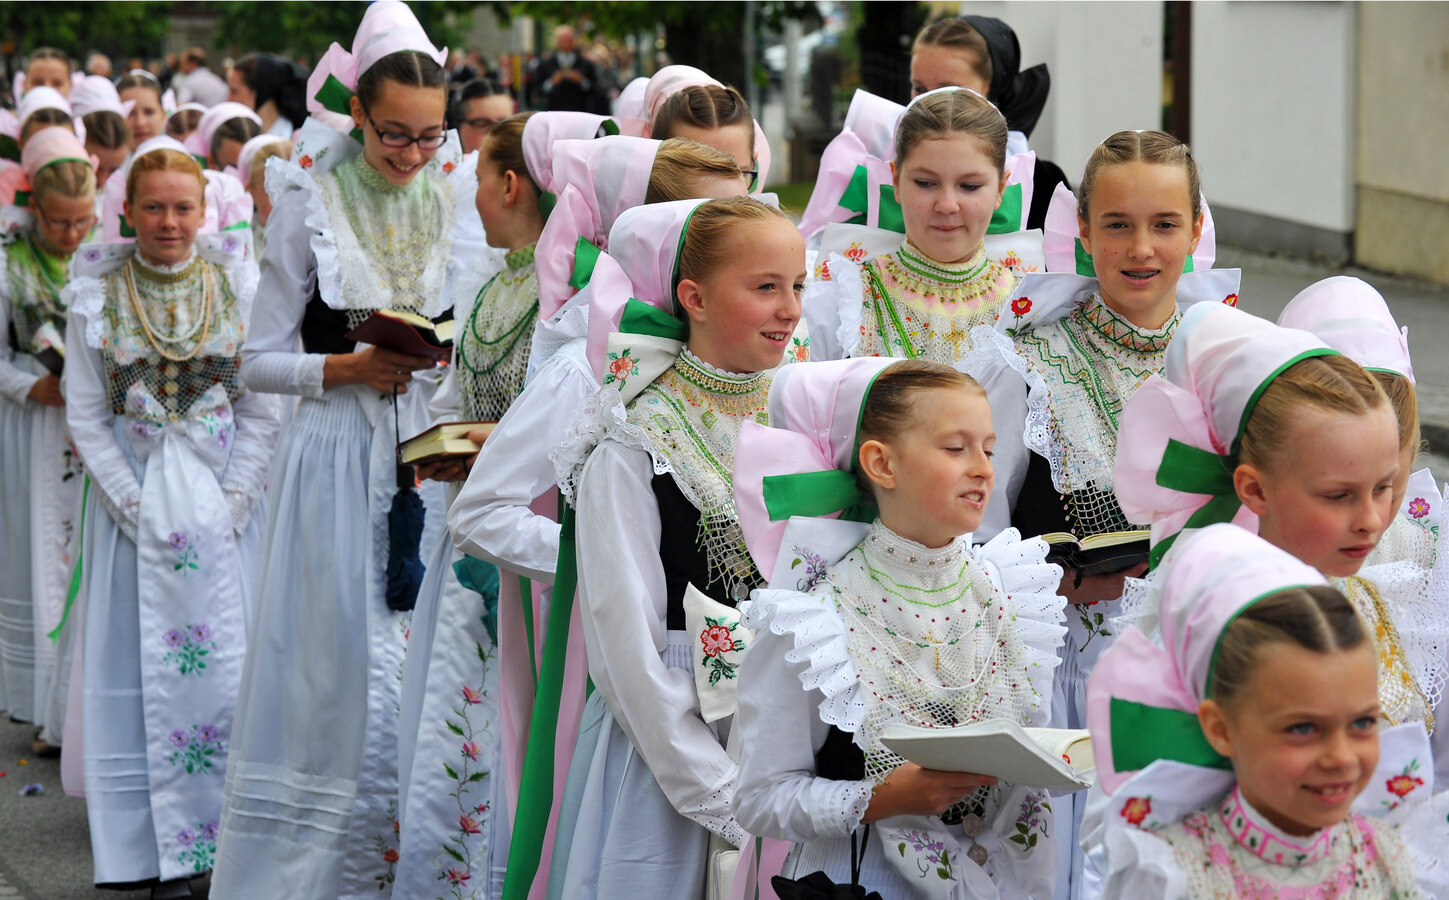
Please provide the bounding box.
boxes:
[0,245,1442,898]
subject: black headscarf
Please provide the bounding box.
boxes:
[959,15,1051,138]
[249,53,310,131]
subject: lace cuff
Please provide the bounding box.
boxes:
[679,772,746,848]
[809,779,875,838]
[63,276,109,350]
[972,528,1068,725]
[744,587,866,734]
[549,386,666,505]
[266,158,348,315]
[98,486,141,542]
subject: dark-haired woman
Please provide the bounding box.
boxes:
[212,5,481,897]
[227,52,310,139]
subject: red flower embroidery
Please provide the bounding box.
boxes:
[442,161,457,173]
[844,242,867,263]
[298,154,314,169]
[1002,250,1021,269]
[459,813,482,835]
[701,625,735,658]
[1120,796,1152,827]
[1386,773,1423,798]
[1408,497,1431,520]
[608,355,636,378]
[461,685,482,705]
[446,868,471,885]
[461,741,479,761]
[1223,293,1239,307]
[1011,296,1032,316]
[383,848,399,863]
[817,260,831,281]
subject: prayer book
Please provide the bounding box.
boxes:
[344,309,456,362]
[398,421,496,465]
[880,720,1095,792]
[1038,529,1150,577]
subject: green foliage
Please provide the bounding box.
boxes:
[210,1,476,62]
[0,2,172,62]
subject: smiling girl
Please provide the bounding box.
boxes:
[804,88,1014,366]
[63,147,271,898]
[213,4,480,897]
[543,197,802,898]
[731,357,1067,898]
[1085,523,1448,898]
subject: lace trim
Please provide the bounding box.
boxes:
[133,251,199,277]
[742,587,867,733]
[963,324,1060,490]
[676,347,767,390]
[896,241,990,284]
[551,387,666,506]
[1220,786,1335,866]
[832,252,866,358]
[66,275,109,350]
[504,244,535,271]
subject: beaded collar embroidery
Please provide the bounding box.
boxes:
[628,349,770,601]
[823,520,1031,783]
[6,230,70,353]
[1219,787,1335,867]
[857,241,1012,365]
[99,256,245,420]
[457,242,538,421]
[315,153,453,327]
[1341,576,1434,732]
[1015,294,1180,530]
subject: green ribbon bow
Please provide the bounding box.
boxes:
[618,297,686,341]
[1109,697,1230,772]
[313,73,365,143]
[762,469,877,524]
[568,236,601,290]
[1147,439,1241,569]
[839,165,1023,236]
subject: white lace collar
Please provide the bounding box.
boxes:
[134,250,198,274]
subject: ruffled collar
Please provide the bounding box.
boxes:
[1218,786,1338,867]
[675,347,767,396]
[1077,293,1179,355]
[895,240,991,287]
[504,242,537,272]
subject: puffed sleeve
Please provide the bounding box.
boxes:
[0,274,41,404]
[239,185,326,398]
[63,299,141,540]
[573,440,743,846]
[1097,827,1188,899]
[799,253,867,362]
[448,340,594,582]
[961,325,1034,542]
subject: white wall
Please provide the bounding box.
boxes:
[947,2,1165,176]
[1190,2,1356,233]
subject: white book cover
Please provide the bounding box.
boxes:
[880,719,1095,792]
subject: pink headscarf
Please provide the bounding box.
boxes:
[17,87,72,127]
[732,357,897,576]
[1041,168,1217,275]
[305,0,448,133]
[1085,523,1324,794]
[184,102,263,160]
[101,136,251,241]
[630,64,772,190]
[21,127,92,182]
[233,134,291,186]
[613,76,649,121]
[69,75,135,119]
[1277,276,1413,385]
[797,89,905,241]
[536,135,661,319]
[1115,303,1336,567]
[519,112,618,195]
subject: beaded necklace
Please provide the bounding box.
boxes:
[456,243,538,421]
[859,241,1010,363]
[124,257,214,363]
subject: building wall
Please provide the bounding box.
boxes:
[1190,2,1357,262]
[1355,2,1449,283]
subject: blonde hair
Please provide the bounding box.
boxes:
[20,108,74,144]
[248,141,291,187]
[645,138,743,204]
[652,84,754,157]
[126,148,206,206]
[911,18,992,84]
[1208,585,1366,704]
[859,359,984,445]
[1375,371,1421,458]
[1077,130,1202,222]
[31,159,96,203]
[1238,354,1391,469]
[894,88,1007,174]
[675,195,790,288]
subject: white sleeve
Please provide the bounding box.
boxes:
[1096,827,1188,900]
[0,280,41,404]
[426,363,459,427]
[219,387,281,534]
[239,187,327,398]
[63,306,141,538]
[448,342,594,582]
[733,624,874,843]
[574,441,743,846]
[962,325,1035,543]
[799,253,866,362]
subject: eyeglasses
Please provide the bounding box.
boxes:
[461,116,500,133]
[743,156,760,191]
[364,113,447,150]
[35,205,97,235]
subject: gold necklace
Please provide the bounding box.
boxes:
[124,258,214,362]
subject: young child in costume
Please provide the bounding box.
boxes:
[63,147,272,899]
[1116,301,1449,791]
[802,88,1016,365]
[213,5,480,896]
[1085,523,1449,897]
[0,130,95,745]
[182,102,262,172]
[234,134,290,258]
[70,75,134,199]
[731,357,1068,898]
[544,197,803,898]
[116,71,167,146]
[445,131,746,898]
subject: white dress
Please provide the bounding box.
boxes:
[546,350,769,899]
[212,151,475,900]
[735,522,1067,899]
[63,236,274,885]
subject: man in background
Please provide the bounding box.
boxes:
[533,25,597,112]
[176,46,228,107]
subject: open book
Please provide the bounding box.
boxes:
[880,719,1095,792]
[399,421,496,466]
[344,309,457,362]
[1039,529,1150,577]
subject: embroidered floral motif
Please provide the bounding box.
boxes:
[169,530,201,574]
[442,161,457,173]
[1223,293,1239,307]
[700,616,747,685]
[176,820,219,873]
[892,828,954,881]
[1078,605,1112,652]
[1121,796,1152,827]
[432,640,496,898]
[166,723,224,774]
[844,241,867,263]
[298,154,314,168]
[789,335,811,363]
[1011,296,1032,317]
[372,804,401,890]
[1383,758,1424,812]
[1407,498,1431,521]
[603,348,638,388]
[1009,793,1051,848]
[789,546,830,592]
[161,623,218,675]
[815,258,831,281]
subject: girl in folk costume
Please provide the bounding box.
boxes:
[802,89,1016,366]
[62,147,271,898]
[100,135,253,245]
[116,71,168,146]
[0,131,95,741]
[452,134,747,899]
[1083,523,1449,897]
[0,88,79,210]
[182,102,262,173]
[70,75,134,205]
[961,131,1237,898]
[1115,302,1449,789]
[212,4,478,896]
[391,108,590,899]
[731,358,1069,899]
[234,134,290,259]
[626,64,772,190]
[19,47,73,98]
[545,197,803,897]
